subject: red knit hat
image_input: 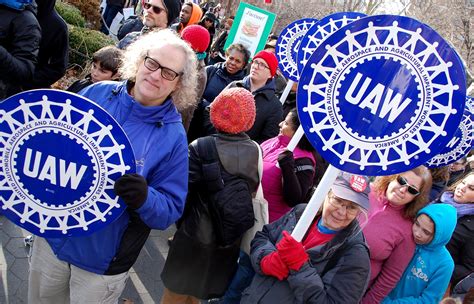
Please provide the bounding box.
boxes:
[253,50,278,77]
[181,25,210,54]
[210,88,256,134]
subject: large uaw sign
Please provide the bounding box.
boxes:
[297,15,466,175]
[426,96,474,168]
[276,18,318,82]
[0,90,135,237]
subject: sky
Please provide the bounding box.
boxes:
[375,0,407,15]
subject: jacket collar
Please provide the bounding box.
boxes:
[115,81,182,125]
[215,62,246,79]
[215,132,251,141]
[239,76,276,100]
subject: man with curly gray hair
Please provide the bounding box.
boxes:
[28,29,198,304]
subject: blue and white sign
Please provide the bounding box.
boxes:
[0,90,136,237]
[297,12,366,74]
[426,96,474,168]
[297,15,466,175]
[276,18,318,82]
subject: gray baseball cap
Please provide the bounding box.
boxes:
[331,172,370,211]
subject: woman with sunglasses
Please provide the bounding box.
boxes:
[438,172,474,298]
[361,167,432,304]
[28,29,198,304]
[241,173,371,303]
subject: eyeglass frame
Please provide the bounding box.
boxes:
[396,175,420,196]
[143,53,182,81]
[326,192,361,216]
[251,59,269,70]
[143,1,167,15]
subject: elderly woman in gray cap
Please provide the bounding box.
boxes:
[241,173,371,304]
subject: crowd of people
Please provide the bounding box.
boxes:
[1,0,474,303]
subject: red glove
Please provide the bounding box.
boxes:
[260,251,289,280]
[276,231,309,271]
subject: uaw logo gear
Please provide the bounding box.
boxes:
[0,90,135,237]
[426,96,474,168]
[350,175,368,192]
[297,12,366,75]
[276,18,318,82]
[297,15,466,175]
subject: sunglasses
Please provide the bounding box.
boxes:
[143,2,166,15]
[396,175,420,196]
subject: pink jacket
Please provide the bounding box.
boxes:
[261,135,315,223]
[361,189,416,304]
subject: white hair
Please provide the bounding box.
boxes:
[120,29,198,112]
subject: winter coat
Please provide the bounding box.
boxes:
[241,204,370,304]
[260,134,315,222]
[201,62,246,103]
[210,30,227,56]
[117,15,143,41]
[181,60,206,133]
[228,77,283,143]
[106,0,125,7]
[24,0,68,89]
[117,26,151,50]
[361,190,417,304]
[383,203,457,303]
[0,2,41,98]
[45,80,189,275]
[452,273,474,298]
[447,214,474,286]
[161,133,259,299]
[429,180,447,202]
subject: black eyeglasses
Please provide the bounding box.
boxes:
[143,2,166,15]
[251,60,269,70]
[396,175,420,196]
[143,54,181,81]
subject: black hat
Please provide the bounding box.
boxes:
[203,12,217,23]
[163,0,182,26]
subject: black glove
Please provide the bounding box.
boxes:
[277,150,294,163]
[114,173,148,209]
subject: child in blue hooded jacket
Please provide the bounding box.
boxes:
[382,203,457,303]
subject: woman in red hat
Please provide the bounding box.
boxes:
[206,50,283,144]
[161,87,260,303]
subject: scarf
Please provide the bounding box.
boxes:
[440,191,474,218]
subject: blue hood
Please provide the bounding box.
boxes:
[417,203,457,250]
